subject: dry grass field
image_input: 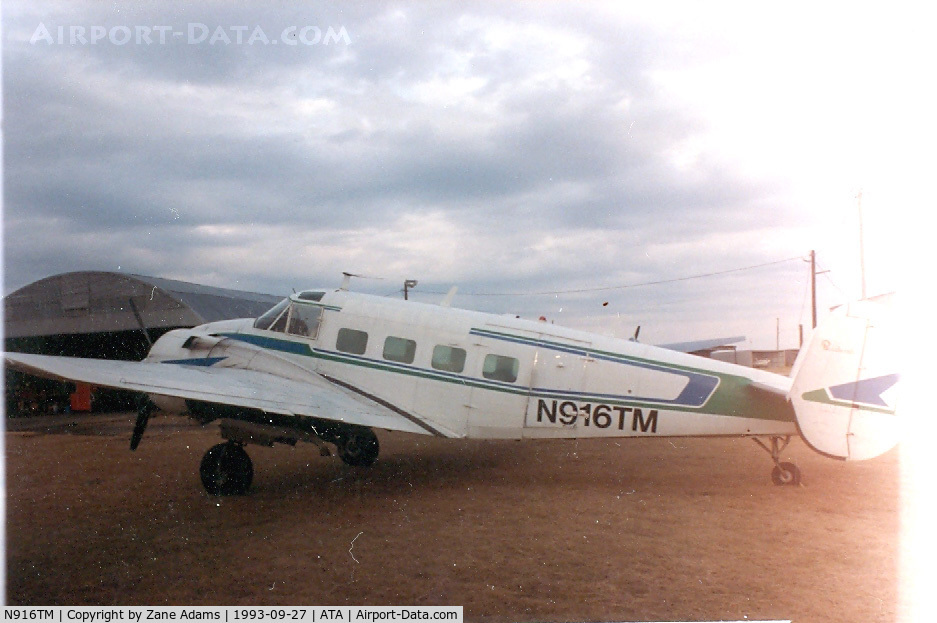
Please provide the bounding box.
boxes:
[6,412,899,621]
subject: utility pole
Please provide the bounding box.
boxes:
[403,279,418,300]
[810,250,817,328]
[807,249,829,329]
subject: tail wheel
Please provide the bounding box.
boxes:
[771,461,802,486]
[338,428,380,467]
[200,442,253,495]
[753,437,803,486]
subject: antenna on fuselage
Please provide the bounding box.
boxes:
[340,272,359,291]
[440,286,458,307]
[630,325,641,342]
[340,271,385,291]
[404,279,418,300]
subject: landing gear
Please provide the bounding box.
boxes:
[337,428,380,467]
[200,441,254,495]
[771,461,802,486]
[196,423,379,494]
[752,435,802,486]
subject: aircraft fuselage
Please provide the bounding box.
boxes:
[145,289,797,441]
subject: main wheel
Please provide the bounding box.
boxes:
[771,461,801,486]
[338,428,380,467]
[200,442,253,495]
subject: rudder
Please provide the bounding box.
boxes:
[789,294,900,460]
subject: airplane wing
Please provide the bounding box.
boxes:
[656,336,746,353]
[4,352,435,436]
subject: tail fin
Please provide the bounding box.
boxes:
[789,294,900,460]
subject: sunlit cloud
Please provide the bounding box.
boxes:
[4,2,927,349]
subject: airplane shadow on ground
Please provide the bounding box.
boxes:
[244,434,688,503]
[248,441,530,499]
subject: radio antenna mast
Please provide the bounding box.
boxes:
[857,190,867,300]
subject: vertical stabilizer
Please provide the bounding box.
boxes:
[789,294,899,460]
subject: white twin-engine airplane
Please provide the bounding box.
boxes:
[5,281,899,495]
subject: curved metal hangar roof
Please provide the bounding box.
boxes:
[4,271,281,339]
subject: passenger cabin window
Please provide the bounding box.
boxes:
[432,345,466,373]
[383,336,416,364]
[336,328,368,355]
[483,354,519,383]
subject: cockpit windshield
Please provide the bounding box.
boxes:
[254,298,290,330]
[253,297,324,338]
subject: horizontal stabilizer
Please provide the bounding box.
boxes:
[657,336,746,353]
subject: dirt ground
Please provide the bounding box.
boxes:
[6,412,899,621]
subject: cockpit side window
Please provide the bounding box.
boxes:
[287,303,323,338]
[253,299,290,330]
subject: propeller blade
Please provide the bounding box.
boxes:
[130,399,153,451]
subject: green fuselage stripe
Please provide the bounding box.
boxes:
[220,331,795,422]
[801,388,896,415]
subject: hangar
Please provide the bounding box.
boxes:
[4,271,281,414]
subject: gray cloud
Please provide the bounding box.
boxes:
[5,1,900,347]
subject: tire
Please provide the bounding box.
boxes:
[200,442,254,495]
[338,428,380,467]
[771,461,801,486]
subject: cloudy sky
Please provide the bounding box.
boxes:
[2,2,929,348]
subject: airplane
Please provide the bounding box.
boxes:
[4,278,899,495]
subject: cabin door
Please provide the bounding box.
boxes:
[464,330,536,438]
[523,336,592,437]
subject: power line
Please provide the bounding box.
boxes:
[816,260,846,297]
[421,254,806,297]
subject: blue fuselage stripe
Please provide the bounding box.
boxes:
[216,330,718,409]
[470,328,718,408]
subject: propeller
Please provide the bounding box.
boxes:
[130,396,154,451]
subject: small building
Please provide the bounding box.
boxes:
[4,271,281,415]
